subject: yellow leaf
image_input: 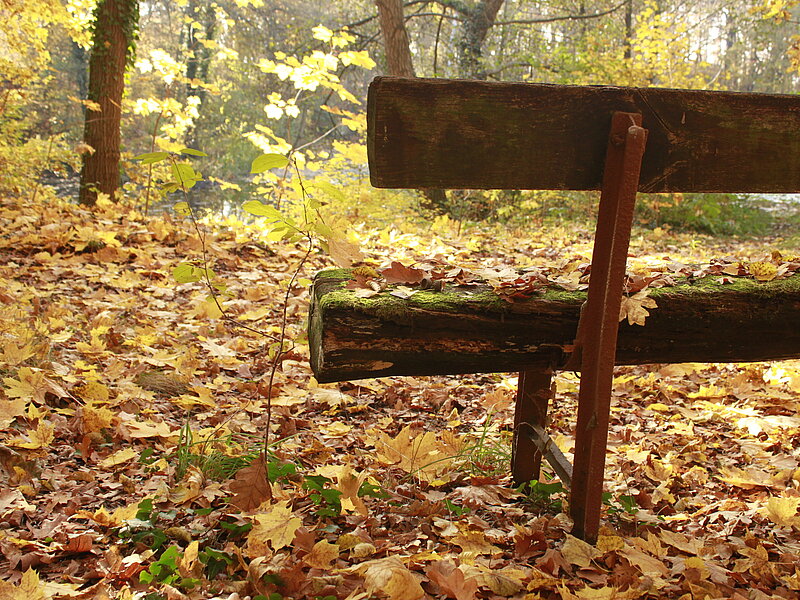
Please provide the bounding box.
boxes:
[125,419,174,439]
[371,425,452,482]
[355,557,424,600]
[82,402,115,433]
[100,447,138,468]
[246,500,302,556]
[596,534,625,554]
[321,422,352,437]
[561,534,600,568]
[761,496,800,527]
[749,261,777,281]
[683,556,710,580]
[3,368,46,403]
[576,585,618,600]
[334,464,368,516]
[9,421,54,450]
[304,540,340,569]
[0,568,47,600]
[619,289,657,326]
[451,524,501,560]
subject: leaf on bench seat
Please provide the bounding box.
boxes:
[619,290,658,326]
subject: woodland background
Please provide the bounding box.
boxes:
[2,1,800,599]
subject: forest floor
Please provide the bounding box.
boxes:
[1,195,800,600]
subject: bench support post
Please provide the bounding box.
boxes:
[570,112,648,543]
[512,367,554,486]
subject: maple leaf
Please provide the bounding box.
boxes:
[460,565,524,596]
[303,540,340,569]
[619,289,658,326]
[9,421,54,450]
[246,500,302,557]
[0,397,27,427]
[230,455,272,511]
[0,568,46,600]
[371,425,447,481]
[561,534,600,568]
[354,557,424,600]
[426,559,478,600]
[748,261,777,281]
[381,261,426,284]
[760,496,800,527]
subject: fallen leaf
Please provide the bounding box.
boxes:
[99,447,139,468]
[426,559,478,600]
[230,455,272,511]
[328,237,364,267]
[246,500,302,556]
[619,289,657,326]
[760,495,800,527]
[355,557,424,600]
[381,261,425,284]
[0,568,47,600]
[304,540,340,569]
[561,534,600,568]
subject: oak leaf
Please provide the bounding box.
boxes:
[230,455,272,511]
[619,289,657,326]
[246,500,302,557]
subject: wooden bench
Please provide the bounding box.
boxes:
[309,77,800,542]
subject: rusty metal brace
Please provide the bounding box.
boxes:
[512,113,647,538]
[569,112,648,542]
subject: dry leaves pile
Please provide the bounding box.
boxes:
[1,196,800,599]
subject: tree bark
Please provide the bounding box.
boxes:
[309,270,800,383]
[375,0,415,77]
[79,0,138,205]
[184,0,217,150]
[457,0,504,80]
[374,0,448,211]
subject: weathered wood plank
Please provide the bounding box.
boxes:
[367,76,800,193]
[309,270,800,383]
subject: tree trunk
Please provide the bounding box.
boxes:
[309,270,800,382]
[79,0,138,206]
[375,0,415,78]
[458,0,504,80]
[375,0,448,211]
[184,0,217,149]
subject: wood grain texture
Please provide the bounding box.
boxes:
[309,271,800,383]
[367,76,800,193]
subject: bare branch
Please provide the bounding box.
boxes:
[493,0,629,26]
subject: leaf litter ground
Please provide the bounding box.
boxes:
[1,196,799,599]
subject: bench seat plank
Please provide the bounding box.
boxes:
[367,77,800,193]
[309,270,800,383]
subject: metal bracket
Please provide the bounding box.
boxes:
[569,112,648,542]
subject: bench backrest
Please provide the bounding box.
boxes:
[367,76,800,194]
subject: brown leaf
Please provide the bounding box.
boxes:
[229,455,272,511]
[354,557,424,600]
[619,289,658,326]
[328,237,364,267]
[426,559,478,600]
[381,261,426,284]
